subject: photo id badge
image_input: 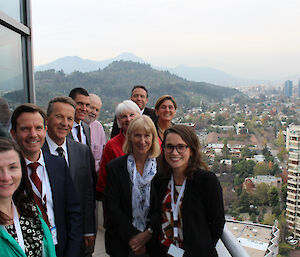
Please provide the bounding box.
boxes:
[51,226,58,245]
[167,244,184,257]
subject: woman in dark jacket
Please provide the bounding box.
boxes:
[149,125,225,257]
[104,116,161,257]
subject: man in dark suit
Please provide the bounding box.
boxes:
[110,85,157,138]
[10,103,82,257]
[42,96,96,257]
[68,87,92,146]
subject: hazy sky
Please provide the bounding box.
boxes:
[32,0,300,80]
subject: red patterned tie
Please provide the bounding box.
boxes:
[28,162,51,229]
[76,125,82,142]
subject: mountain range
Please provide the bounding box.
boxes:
[35,52,273,87]
[3,60,240,121]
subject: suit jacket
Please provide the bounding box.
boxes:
[42,139,96,236]
[104,155,158,257]
[149,169,225,257]
[67,121,91,147]
[42,151,83,257]
[67,122,97,188]
[110,107,157,138]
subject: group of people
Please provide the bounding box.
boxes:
[0,84,225,257]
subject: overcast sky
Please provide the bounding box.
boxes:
[31,0,300,80]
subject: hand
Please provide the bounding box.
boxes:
[84,235,96,248]
[129,230,151,254]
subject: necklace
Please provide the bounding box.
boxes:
[158,125,164,134]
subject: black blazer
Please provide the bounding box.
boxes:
[110,107,157,138]
[149,169,225,257]
[104,155,158,257]
[42,151,83,257]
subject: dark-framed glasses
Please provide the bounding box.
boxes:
[163,144,189,153]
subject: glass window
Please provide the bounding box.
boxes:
[0,0,21,22]
[0,25,24,120]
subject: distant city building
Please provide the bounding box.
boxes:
[211,125,235,131]
[174,122,195,128]
[220,159,232,165]
[243,175,282,192]
[286,125,300,238]
[235,122,248,135]
[298,79,300,97]
[225,220,279,256]
[246,154,265,163]
[284,80,293,97]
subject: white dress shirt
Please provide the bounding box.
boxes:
[25,150,57,245]
[71,121,87,144]
[46,134,69,166]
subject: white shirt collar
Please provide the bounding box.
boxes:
[25,149,45,167]
[46,133,67,153]
[72,120,82,129]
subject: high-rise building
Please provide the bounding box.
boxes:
[286,125,300,238]
[284,80,293,97]
[298,79,300,97]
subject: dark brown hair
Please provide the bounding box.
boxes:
[69,87,89,99]
[155,95,177,110]
[0,137,38,224]
[10,103,47,131]
[159,125,208,178]
[131,85,148,98]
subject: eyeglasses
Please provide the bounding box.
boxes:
[163,144,189,153]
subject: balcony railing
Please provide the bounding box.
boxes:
[219,221,279,257]
[219,225,250,257]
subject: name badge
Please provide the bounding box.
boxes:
[168,244,184,257]
[51,226,58,245]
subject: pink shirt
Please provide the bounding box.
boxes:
[89,120,106,173]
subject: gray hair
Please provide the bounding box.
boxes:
[115,100,140,128]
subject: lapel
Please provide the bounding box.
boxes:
[119,156,132,211]
[66,138,75,177]
[82,122,91,146]
[67,132,74,141]
[42,152,58,206]
[42,141,51,153]
[0,227,27,257]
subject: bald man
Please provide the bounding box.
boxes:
[84,94,106,173]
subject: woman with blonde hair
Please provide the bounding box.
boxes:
[104,115,161,257]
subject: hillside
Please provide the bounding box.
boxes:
[4,61,242,120]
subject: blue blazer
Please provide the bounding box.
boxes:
[43,151,83,257]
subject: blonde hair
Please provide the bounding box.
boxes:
[123,115,161,158]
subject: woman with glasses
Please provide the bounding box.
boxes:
[104,116,161,257]
[148,125,225,256]
[154,95,177,143]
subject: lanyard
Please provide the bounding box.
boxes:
[170,176,186,242]
[12,202,25,253]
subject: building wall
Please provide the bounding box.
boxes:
[0,0,34,130]
[286,125,300,238]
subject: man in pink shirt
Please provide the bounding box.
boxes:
[84,94,106,173]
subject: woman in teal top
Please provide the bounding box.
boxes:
[0,138,56,257]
